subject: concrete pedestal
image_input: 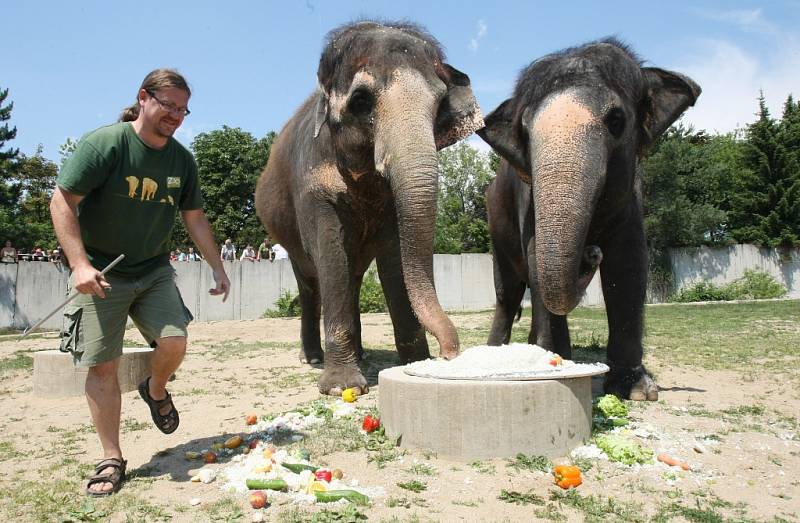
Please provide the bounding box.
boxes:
[378,366,593,459]
[33,347,153,397]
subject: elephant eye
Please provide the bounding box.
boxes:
[348,90,374,117]
[604,108,626,138]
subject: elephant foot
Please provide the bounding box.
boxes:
[604,364,658,401]
[299,347,324,365]
[396,340,431,364]
[318,364,369,396]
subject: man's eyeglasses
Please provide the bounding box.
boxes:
[146,90,191,117]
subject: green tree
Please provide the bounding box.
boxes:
[435,142,493,253]
[183,126,276,251]
[0,87,18,163]
[728,93,800,247]
[0,145,58,249]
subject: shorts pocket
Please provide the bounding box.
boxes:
[59,306,83,355]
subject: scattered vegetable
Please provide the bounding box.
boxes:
[246,414,258,426]
[254,463,272,473]
[314,489,369,506]
[332,468,344,480]
[248,439,260,450]
[202,451,217,463]
[314,469,333,482]
[657,453,691,470]
[307,480,327,494]
[362,414,380,433]
[342,388,358,402]
[248,490,268,509]
[553,465,582,489]
[224,435,244,449]
[281,462,318,474]
[595,395,629,418]
[549,355,563,366]
[184,451,201,460]
[595,434,653,465]
[245,479,289,491]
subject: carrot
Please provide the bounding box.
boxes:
[657,453,690,470]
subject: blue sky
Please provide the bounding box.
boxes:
[6,1,800,160]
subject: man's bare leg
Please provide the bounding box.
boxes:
[85,358,122,494]
[148,336,186,416]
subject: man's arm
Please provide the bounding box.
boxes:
[50,187,111,297]
[181,209,230,301]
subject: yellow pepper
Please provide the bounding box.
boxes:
[342,388,358,402]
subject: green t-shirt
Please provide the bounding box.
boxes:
[57,122,203,277]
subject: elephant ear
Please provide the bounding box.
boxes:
[476,99,528,176]
[314,89,329,139]
[434,64,485,150]
[640,68,701,146]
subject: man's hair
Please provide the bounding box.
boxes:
[119,68,191,122]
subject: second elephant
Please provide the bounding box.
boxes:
[478,39,700,400]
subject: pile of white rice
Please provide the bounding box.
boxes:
[403,343,608,380]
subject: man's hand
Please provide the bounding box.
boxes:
[210,267,230,302]
[72,263,111,298]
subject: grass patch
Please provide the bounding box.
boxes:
[550,489,646,522]
[406,463,437,476]
[121,418,150,433]
[506,453,552,473]
[499,489,545,505]
[397,479,427,493]
[468,460,496,474]
[0,352,33,375]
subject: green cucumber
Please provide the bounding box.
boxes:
[281,462,319,474]
[245,478,288,491]
[314,489,370,505]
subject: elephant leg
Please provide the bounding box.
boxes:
[487,249,526,346]
[315,217,368,396]
[376,248,430,363]
[290,260,323,364]
[599,209,657,401]
[530,286,571,358]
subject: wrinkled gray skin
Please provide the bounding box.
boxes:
[478,40,700,400]
[255,21,483,395]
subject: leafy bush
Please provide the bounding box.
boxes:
[263,290,301,317]
[359,267,387,313]
[671,270,786,302]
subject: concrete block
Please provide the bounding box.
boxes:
[173,262,202,321]
[378,366,592,459]
[13,262,70,330]
[239,260,283,319]
[197,261,238,322]
[33,347,153,397]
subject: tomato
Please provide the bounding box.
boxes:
[203,451,217,463]
[246,414,258,426]
[249,490,268,509]
[314,469,333,482]
[549,355,563,366]
[361,414,381,433]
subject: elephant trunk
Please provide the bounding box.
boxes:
[531,131,606,316]
[374,69,459,358]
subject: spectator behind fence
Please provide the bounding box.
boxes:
[220,238,236,261]
[186,247,201,261]
[257,238,273,262]
[32,246,48,261]
[272,243,288,260]
[240,244,257,262]
[1,240,17,263]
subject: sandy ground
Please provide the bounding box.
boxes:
[0,313,798,522]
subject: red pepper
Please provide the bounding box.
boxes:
[314,469,333,482]
[362,415,381,433]
[553,465,582,489]
[549,355,563,366]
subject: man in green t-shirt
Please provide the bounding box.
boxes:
[50,69,230,497]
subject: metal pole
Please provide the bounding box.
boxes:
[19,254,125,339]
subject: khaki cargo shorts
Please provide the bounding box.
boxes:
[60,264,193,367]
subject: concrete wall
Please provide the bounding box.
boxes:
[2,245,798,330]
[670,244,800,298]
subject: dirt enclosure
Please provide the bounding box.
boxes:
[0,303,798,522]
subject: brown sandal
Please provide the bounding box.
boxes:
[138,377,180,434]
[85,457,127,497]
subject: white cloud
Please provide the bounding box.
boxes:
[673,37,800,133]
[692,7,778,35]
[467,134,493,154]
[469,19,488,52]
